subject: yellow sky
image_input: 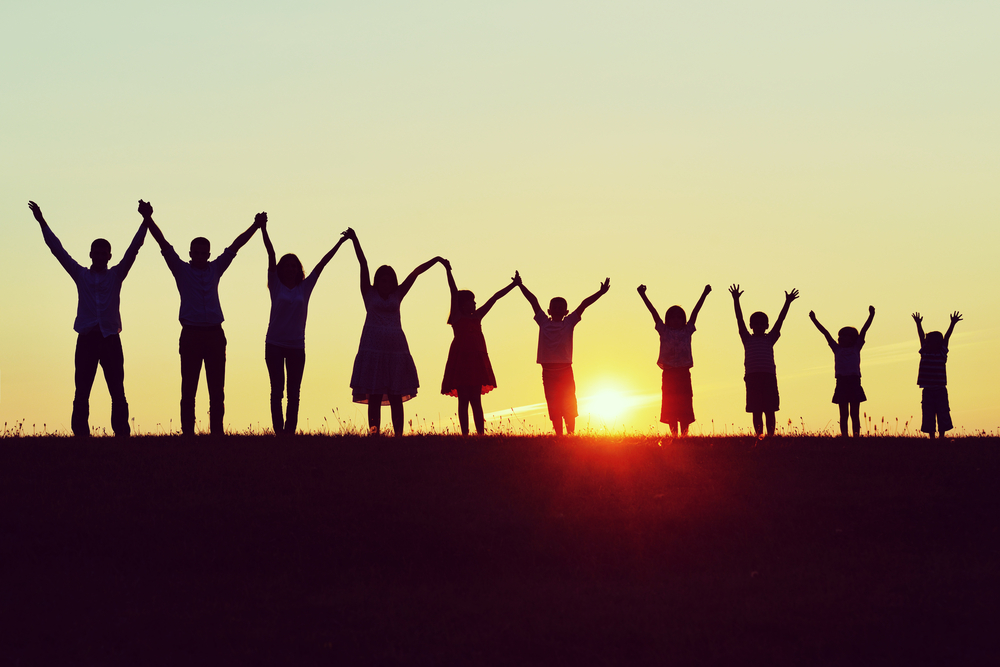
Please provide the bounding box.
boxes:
[3,2,998,435]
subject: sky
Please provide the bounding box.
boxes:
[2,1,998,436]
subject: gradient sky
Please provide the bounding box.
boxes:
[3,1,998,436]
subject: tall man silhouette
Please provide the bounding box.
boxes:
[29,200,148,437]
[141,200,262,435]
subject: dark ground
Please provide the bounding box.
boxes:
[1,434,998,666]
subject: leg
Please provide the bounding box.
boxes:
[850,402,861,437]
[680,421,690,437]
[100,335,130,437]
[389,394,404,437]
[456,387,472,436]
[752,412,764,436]
[204,328,227,435]
[551,417,564,436]
[179,329,204,436]
[469,393,485,435]
[264,344,285,435]
[565,416,575,435]
[765,411,776,436]
[838,403,849,437]
[368,395,382,435]
[284,348,306,434]
[72,331,102,437]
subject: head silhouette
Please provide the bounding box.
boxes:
[665,305,687,330]
[373,265,398,299]
[189,237,211,269]
[548,297,569,322]
[923,331,945,352]
[749,311,769,334]
[838,326,859,347]
[89,239,112,270]
[448,290,476,324]
[276,254,304,288]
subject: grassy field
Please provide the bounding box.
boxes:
[1,434,998,666]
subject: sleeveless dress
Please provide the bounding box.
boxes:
[441,317,497,396]
[350,289,419,404]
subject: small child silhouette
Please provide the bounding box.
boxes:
[730,284,798,436]
[518,276,611,435]
[440,262,521,436]
[809,306,875,437]
[912,311,962,439]
[637,284,711,436]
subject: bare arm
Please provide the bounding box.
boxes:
[444,259,458,299]
[571,278,610,318]
[859,305,875,340]
[228,213,264,253]
[307,234,347,284]
[944,311,962,345]
[29,200,79,275]
[729,284,748,337]
[260,217,276,273]
[139,200,171,252]
[343,228,370,295]
[770,288,799,336]
[518,280,545,319]
[637,285,663,327]
[809,310,836,347]
[688,284,712,327]
[399,256,445,300]
[475,271,520,320]
[912,312,925,344]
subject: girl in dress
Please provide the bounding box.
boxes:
[343,228,447,436]
[260,217,347,434]
[809,306,876,437]
[441,263,521,435]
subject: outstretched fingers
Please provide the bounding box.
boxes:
[728,284,742,298]
[785,288,800,301]
[951,311,963,323]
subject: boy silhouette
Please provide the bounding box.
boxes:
[29,200,148,437]
[730,284,798,436]
[518,277,610,435]
[141,200,262,435]
[912,311,962,439]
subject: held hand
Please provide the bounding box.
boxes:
[599,277,611,294]
[512,270,521,286]
[785,288,800,302]
[637,284,646,295]
[28,201,45,224]
[911,312,922,324]
[729,284,743,299]
[254,212,267,229]
[137,200,153,218]
[442,258,452,271]
[950,311,963,324]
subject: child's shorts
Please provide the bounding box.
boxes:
[832,376,867,404]
[661,367,695,425]
[921,386,952,434]
[745,372,779,413]
[542,364,578,421]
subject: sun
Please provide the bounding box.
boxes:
[581,386,633,424]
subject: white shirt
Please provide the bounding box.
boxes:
[44,223,146,337]
[534,311,582,364]
[265,267,320,349]
[162,244,238,326]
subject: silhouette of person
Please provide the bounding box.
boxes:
[260,217,347,435]
[912,311,962,439]
[440,262,521,435]
[638,284,711,436]
[29,200,147,437]
[809,306,875,437]
[343,228,447,436]
[141,200,262,435]
[518,276,610,435]
[729,284,798,436]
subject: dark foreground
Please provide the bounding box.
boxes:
[1,435,998,666]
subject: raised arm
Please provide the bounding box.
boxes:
[943,311,962,345]
[115,218,149,278]
[29,200,79,275]
[688,284,712,327]
[911,312,925,344]
[771,288,799,336]
[809,310,836,347]
[139,200,171,252]
[399,256,445,300]
[518,279,545,319]
[637,285,663,327]
[260,216,276,273]
[307,234,348,284]
[729,284,748,337]
[859,305,875,340]
[572,278,611,317]
[444,259,458,299]
[475,271,521,320]
[343,228,370,295]
[228,213,264,254]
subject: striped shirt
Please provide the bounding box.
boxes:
[741,330,779,374]
[917,347,948,387]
